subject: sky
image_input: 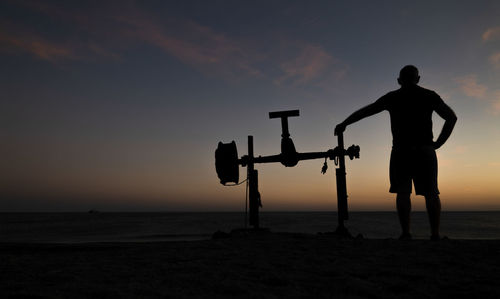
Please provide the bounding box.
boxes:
[1,0,500,212]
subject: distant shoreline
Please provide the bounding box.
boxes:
[2,211,499,242]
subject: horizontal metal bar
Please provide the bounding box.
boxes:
[269,110,300,119]
[253,154,282,164]
[297,151,330,161]
[239,150,337,166]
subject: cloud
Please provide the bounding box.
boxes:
[489,52,500,68]
[1,1,347,87]
[113,14,347,84]
[494,101,500,114]
[87,43,121,60]
[115,15,264,79]
[455,75,487,99]
[0,28,122,63]
[274,45,342,85]
[482,27,500,70]
[493,92,500,114]
[0,29,77,61]
[0,3,263,76]
[482,27,500,42]
[455,75,500,114]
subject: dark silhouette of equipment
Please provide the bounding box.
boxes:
[215,110,360,234]
[269,110,300,167]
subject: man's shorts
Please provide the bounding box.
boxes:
[389,145,439,196]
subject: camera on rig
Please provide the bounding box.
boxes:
[346,145,360,160]
[215,141,239,185]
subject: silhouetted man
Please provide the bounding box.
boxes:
[335,65,457,240]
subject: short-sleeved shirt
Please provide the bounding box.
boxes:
[373,85,445,147]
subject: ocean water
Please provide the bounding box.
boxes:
[1,212,499,243]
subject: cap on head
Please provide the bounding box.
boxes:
[398,65,420,86]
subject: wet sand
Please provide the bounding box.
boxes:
[1,232,499,298]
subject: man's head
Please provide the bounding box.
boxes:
[398,65,420,87]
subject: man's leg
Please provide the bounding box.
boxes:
[396,193,411,238]
[424,194,441,239]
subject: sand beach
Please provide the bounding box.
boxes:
[1,232,500,299]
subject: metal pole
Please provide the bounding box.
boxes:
[335,132,349,235]
[248,136,259,228]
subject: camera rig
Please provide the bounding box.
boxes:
[215,110,360,235]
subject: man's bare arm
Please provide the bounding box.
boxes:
[434,102,457,149]
[335,102,385,135]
